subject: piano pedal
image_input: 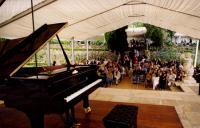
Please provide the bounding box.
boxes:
[71,122,81,128]
[84,107,91,114]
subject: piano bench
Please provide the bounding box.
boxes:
[103,104,138,128]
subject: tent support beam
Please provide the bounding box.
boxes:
[126,2,200,19]
[0,0,140,28]
[0,0,57,28]
[66,1,200,29]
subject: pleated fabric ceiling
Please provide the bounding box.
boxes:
[0,0,200,40]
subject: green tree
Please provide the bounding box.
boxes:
[0,38,7,42]
[144,24,164,48]
[104,26,128,54]
[105,31,116,51]
[91,40,104,45]
[132,22,144,27]
[151,47,179,62]
[167,29,175,41]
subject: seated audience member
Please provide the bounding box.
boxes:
[120,66,126,79]
[128,67,133,78]
[159,71,167,89]
[52,60,56,66]
[145,70,152,88]
[152,73,160,90]
[97,68,106,86]
[123,55,130,75]
[176,69,184,81]
[134,64,142,84]
[106,68,113,86]
[167,71,176,86]
[114,67,121,85]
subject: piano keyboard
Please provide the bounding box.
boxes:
[64,79,102,102]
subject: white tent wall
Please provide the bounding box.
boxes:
[0,0,200,40]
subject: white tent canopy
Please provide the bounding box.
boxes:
[0,0,200,40]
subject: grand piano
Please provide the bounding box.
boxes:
[0,23,102,128]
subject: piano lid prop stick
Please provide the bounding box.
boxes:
[56,35,71,67]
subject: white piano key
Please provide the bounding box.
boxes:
[64,79,102,102]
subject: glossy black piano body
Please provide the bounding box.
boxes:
[0,23,102,128]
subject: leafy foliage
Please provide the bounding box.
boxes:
[104,26,128,54]
[166,29,175,41]
[0,38,7,42]
[132,22,144,27]
[164,40,173,47]
[105,31,115,50]
[132,22,175,48]
[151,47,179,62]
[50,39,71,45]
[144,24,164,47]
[90,40,104,46]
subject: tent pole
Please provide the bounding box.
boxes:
[86,40,89,61]
[194,40,199,67]
[31,0,35,31]
[71,37,75,64]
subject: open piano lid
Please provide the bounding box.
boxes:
[0,22,67,77]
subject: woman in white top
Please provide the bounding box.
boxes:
[121,66,126,79]
[114,68,121,85]
[152,73,160,90]
[167,71,176,86]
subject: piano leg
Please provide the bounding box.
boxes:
[83,96,91,113]
[64,96,91,128]
[64,107,78,128]
[71,107,76,124]
[27,112,44,128]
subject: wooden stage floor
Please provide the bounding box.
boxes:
[46,100,183,128]
[0,100,183,128]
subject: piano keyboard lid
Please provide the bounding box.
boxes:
[0,22,67,78]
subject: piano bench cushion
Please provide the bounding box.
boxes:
[103,104,138,128]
